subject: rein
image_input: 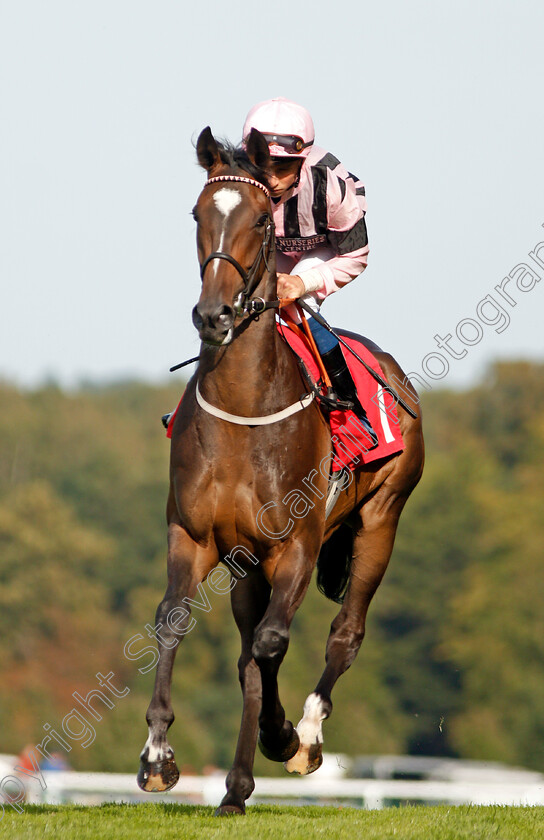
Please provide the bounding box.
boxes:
[199,175,277,316]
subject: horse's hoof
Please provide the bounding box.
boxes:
[258,721,300,762]
[137,752,180,792]
[284,741,323,775]
[214,803,245,816]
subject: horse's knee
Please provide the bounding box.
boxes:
[155,596,172,624]
[252,625,289,663]
[326,619,365,670]
[156,592,193,628]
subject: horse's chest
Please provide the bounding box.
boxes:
[174,457,263,536]
[172,420,323,546]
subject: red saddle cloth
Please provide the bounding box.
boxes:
[277,321,405,470]
[166,324,405,472]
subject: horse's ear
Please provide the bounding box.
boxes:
[245,128,271,172]
[196,126,222,172]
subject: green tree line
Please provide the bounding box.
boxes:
[0,361,542,774]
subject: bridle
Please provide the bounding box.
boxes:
[191,173,319,423]
[198,175,277,317]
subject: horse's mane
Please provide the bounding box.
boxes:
[202,139,272,191]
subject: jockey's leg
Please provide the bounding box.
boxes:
[314,340,378,449]
[286,250,378,447]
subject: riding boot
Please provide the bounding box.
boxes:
[320,344,379,449]
[161,412,173,430]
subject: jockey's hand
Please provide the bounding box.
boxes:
[277,273,305,299]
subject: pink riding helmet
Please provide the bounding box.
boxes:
[243,97,315,157]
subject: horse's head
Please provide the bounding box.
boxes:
[191,127,275,345]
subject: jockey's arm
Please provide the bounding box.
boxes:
[299,242,369,300]
[278,172,369,301]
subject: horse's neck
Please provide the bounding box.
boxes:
[198,310,297,416]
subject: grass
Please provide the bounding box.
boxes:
[0,803,542,840]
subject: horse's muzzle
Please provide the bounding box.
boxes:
[192,303,235,345]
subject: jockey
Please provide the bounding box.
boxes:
[243,97,377,446]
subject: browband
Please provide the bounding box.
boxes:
[205,175,271,199]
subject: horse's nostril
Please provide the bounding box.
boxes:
[193,302,234,338]
[192,305,204,330]
[216,305,234,328]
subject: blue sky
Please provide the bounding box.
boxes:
[1,0,543,389]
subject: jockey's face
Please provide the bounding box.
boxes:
[267,157,303,197]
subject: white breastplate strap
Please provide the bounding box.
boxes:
[196,382,315,426]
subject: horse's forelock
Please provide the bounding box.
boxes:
[212,140,271,191]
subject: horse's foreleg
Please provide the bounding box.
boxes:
[252,546,315,763]
[137,521,217,792]
[285,503,404,775]
[215,571,270,817]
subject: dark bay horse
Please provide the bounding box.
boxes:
[137,127,424,815]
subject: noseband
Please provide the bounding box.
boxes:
[199,176,275,316]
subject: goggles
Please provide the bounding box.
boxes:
[261,134,314,155]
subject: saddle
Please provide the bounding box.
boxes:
[276,316,405,471]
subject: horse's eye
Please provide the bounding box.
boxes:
[191,206,199,222]
[255,214,268,228]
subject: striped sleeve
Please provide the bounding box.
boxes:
[297,154,369,299]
